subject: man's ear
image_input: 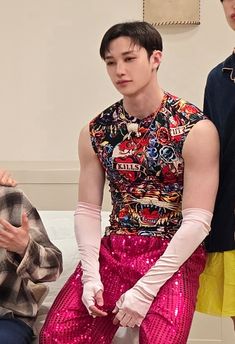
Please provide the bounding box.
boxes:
[151,50,163,70]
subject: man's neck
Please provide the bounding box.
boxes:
[123,84,164,119]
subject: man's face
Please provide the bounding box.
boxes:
[222,0,235,30]
[104,36,161,98]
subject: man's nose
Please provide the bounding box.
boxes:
[116,61,125,76]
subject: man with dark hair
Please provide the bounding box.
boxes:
[197,0,235,330]
[99,21,163,59]
[0,185,63,343]
[40,21,219,343]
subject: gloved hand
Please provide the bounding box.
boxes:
[74,202,106,316]
[113,208,212,327]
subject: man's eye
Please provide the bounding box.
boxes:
[125,57,135,62]
[106,61,115,66]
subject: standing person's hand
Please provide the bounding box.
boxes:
[0,212,30,256]
[0,169,17,186]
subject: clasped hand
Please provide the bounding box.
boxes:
[112,287,153,327]
[83,283,153,327]
[0,212,30,256]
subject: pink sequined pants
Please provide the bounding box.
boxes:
[40,235,206,344]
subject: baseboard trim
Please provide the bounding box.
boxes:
[0,161,79,184]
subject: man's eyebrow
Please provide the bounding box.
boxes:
[122,50,136,56]
[105,50,137,60]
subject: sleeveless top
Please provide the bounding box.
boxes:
[90,91,206,239]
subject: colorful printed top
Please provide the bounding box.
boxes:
[90,91,206,238]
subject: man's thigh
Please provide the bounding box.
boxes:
[0,318,33,344]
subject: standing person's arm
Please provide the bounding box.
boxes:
[0,169,17,186]
[113,120,219,327]
[74,124,107,317]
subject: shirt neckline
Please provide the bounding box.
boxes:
[120,91,169,124]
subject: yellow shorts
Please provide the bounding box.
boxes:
[196,250,235,316]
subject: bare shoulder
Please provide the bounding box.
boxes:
[183,119,219,160]
[184,119,219,148]
[188,119,218,139]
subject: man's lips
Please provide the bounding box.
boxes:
[116,80,132,85]
[231,13,235,20]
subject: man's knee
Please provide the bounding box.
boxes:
[0,318,33,344]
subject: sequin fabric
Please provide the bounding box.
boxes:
[40,235,206,344]
[90,92,206,238]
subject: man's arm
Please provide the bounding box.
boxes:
[113,119,220,327]
[78,124,105,205]
[74,124,107,317]
[182,119,219,211]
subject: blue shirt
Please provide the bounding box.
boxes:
[204,52,235,252]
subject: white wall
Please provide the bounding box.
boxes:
[1,4,235,341]
[0,0,234,209]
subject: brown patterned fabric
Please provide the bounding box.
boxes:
[0,186,62,333]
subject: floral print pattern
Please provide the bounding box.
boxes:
[90,92,206,238]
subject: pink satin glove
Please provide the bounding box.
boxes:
[74,202,106,316]
[113,288,152,327]
[113,208,212,327]
[82,281,104,314]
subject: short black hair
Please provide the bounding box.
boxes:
[100,21,163,60]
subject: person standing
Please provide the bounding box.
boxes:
[196,0,235,329]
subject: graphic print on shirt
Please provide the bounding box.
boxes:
[90,92,206,238]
